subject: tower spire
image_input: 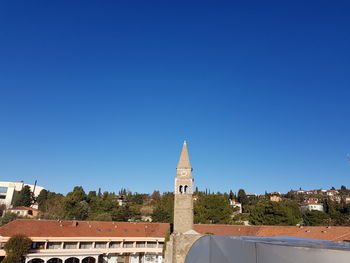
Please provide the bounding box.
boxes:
[177,141,191,169]
[174,141,194,234]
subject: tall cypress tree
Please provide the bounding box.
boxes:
[13,186,33,207]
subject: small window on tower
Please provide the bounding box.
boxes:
[179,185,183,193]
[184,185,188,193]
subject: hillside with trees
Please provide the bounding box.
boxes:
[2,185,350,227]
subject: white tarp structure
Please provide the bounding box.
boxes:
[184,235,350,263]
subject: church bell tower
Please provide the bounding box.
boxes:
[174,141,194,233]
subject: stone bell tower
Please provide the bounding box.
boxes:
[174,141,194,233]
[164,142,200,263]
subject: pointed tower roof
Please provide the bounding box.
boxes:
[177,141,191,169]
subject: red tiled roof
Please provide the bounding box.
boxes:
[2,220,350,242]
[194,224,350,242]
[194,224,261,236]
[0,219,169,238]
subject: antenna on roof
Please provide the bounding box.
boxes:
[33,180,37,195]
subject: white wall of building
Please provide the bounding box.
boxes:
[0,181,45,209]
[300,204,324,212]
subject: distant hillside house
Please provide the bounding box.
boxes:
[327,190,339,196]
[6,206,39,218]
[229,200,242,213]
[300,202,324,212]
[345,197,350,204]
[303,197,319,204]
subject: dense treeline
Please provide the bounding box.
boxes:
[4,185,350,227]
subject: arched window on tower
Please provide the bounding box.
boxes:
[179,185,183,194]
[184,185,188,193]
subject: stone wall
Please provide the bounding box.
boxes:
[164,233,202,263]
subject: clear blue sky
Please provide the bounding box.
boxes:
[1,1,349,195]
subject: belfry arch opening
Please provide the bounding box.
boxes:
[184,185,188,193]
[179,185,183,193]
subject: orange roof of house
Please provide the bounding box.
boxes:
[0,220,169,238]
[2,220,350,242]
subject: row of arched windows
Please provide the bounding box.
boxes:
[28,257,95,263]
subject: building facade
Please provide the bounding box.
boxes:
[0,181,45,209]
[0,220,167,263]
[300,203,324,212]
[6,206,39,218]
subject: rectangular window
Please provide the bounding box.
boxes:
[80,242,93,249]
[123,242,133,248]
[109,242,120,248]
[95,242,106,248]
[0,196,5,199]
[0,187,8,194]
[47,242,61,249]
[136,242,145,248]
[146,242,157,248]
[145,255,156,262]
[158,243,164,248]
[32,242,45,249]
[64,242,77,249]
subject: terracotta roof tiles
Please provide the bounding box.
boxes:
[0,219,169,238]
[2,220,350,242]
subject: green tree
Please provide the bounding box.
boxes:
[151,192,174,223]
[88,192,119,220]
[340,185,348,195]
[303,210,330,226]
[2,253,22,263]
[87,191,97,202]
[36,189,48,211]
[0,213,18,227]
[194,194,232,224]
[128,193,148,205]
[229,190,235,200]
[63,187,89,220]
[13,186,33,207]
[3,234,32,263]
[237,189,248,212]
[324,198,336,214]
[94,212,113,221]
[249,201,301,226]
[112,205,133,221]
[39,192,65,219]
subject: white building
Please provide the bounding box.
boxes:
[229,200,242,214]
[300,202,324,212]
[326,190,339,196]
[0,181,45,209]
